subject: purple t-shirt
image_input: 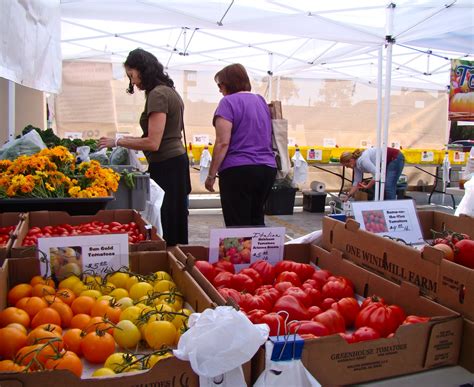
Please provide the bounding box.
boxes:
[213,93,276,172]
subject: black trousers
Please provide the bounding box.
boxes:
[148,153,191,246]
[218,164,277,227]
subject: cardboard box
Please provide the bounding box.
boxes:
[173,244,462,385]
[0,212,24,264]
[10,210,166,258]
[0,251,215,386]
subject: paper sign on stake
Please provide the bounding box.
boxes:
[209,227,285,270]
[351,199,424,245]
[38,234,129,280]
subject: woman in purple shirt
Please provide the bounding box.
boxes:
[205,63,277,226]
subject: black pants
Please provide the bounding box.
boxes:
[218,165,277,227]
[148,153,191,246]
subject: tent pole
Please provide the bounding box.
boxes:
[380,3,396,201]
[8,80,15,141]
[268,52,274,100]
[375,47,384,201]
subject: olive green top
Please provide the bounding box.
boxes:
[140,85,186,163]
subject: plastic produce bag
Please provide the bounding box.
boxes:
[109,146,129,165]
[89,148,110,165]
[0,129,46,160]
[75,146,90,163]
[455,175,474,217]
[128,149,148,172]
[254,341,320,387]
[200,148,212,184]
[291,149,308,185]
[173,306,269,384]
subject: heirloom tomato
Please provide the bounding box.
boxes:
[249,260,276,285]
[355,302,406,337]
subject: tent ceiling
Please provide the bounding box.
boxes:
[60,0,474,90]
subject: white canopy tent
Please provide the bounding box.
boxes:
[2,0,473,198]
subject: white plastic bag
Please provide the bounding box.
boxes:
[0,129,46,160]
[254,341,321,387]
[200,148,212,184]
[291,150,308,185]
[141,179,164,237]
[75,146,90,163]
[173,306,269,383]
[455,175,474,217]
[128,149,148,172]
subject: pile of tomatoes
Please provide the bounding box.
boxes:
[195,259,430,342]
[21,221,146,246]
[430,230,474,269]
[0,225,15,247]
[0,270,192,377]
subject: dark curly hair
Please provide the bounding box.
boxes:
[124,48,174,94]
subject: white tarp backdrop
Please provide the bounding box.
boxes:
[0,0,61,93]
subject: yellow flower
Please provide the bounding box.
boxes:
[45,183,55,192]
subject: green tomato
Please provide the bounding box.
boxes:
[113,319,142,349]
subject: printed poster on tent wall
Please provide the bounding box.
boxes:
[449,59,474,121]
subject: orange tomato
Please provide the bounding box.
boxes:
[45,350,83,377]
[18,296,48,318]
[26,326,63,351]
[7,283,32,306]
[31,307,62,329]
[15,344,56,369]
[432,243,455,261]
[85,316,114,335]
[0,359,26,372]
[31,284,56,298]
[81,331,116,364]
[34,323,63,336]
[70,314,92,331]
[50,302,73,328]
[30,275,55,288]
[43,293,64,305]
[56,288,76,305]
[71,296,95,315]
[0,327,27,359]
[62,328,84,356]
[5,323,28,335]
[90,299,121,324]
[0,307,30,328]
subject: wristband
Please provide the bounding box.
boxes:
[207,175,216,179]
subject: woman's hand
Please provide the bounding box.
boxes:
[98,137,116,150]
[205,176,216,192]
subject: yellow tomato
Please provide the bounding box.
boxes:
[125,276,139,291]
[80,289,102,299]
[113,320,141,349]
[97,295,114,302]
[107,272,130,289]
[109,288,129,301]
[158,292,184,311]
[144,321,177,349]
[153,271,172,282]
[71,281,87,296]
[129,282,154,301]
[100,282,116,295]
[92,367,116,377]
[153,280,177,293]
[104,352,139,373]
[119,305,142,325]
[171,308,192,330]
[116,297,134,310]
[58,275,81,290]
[146,352,173,369]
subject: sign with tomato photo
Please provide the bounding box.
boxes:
[209,227,285,269]
[449,58,474,121]
[352,199,424,245]
[38,234,129,280]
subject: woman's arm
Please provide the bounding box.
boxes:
[99,112,165,151]
[205,117,232,192]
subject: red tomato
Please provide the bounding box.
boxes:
[246,309,267,324]
[355,302,406,337]
[272,295,309,321]
[402,315,430,325]
[301,285,322,307]
[274,260,298,276]
[312,309,346,334]
[239,268,263,289]
[194,260,216,283]
[282,287,312,308]
[275,271,301,287]
[255,285,281,304]
[239,293,272,313]
[213,260,235,274]
[307,305,323,319]
[361,295,386,309]
[311,269,332,288]
[218,288,242,305]
[249,260,276,285]
[230,273,257,294]
[352,326,381,342]
[288,320,330,337]
[213,271,234,288]
[273,281,293,294]
[339,332,355,343]
[331,297,361,327]
[454,239,474,269]
[321,279,354,300]
[260,312,286,336]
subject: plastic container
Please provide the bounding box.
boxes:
[302,191,327,213]
[264,186,297,215]
[299,146,332,164]
[0,197,113,215]
[329,147,357,162]
[106,173,151,211]
[401,149,444,164]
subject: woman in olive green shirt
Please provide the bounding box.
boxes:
[99,48,191,245]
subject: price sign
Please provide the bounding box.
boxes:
[209,227,285,270]
[352,199,423,245]
[421,151,434,162]
[192,134,210,145]
[307,149,323,161]
[38,234,129,280]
